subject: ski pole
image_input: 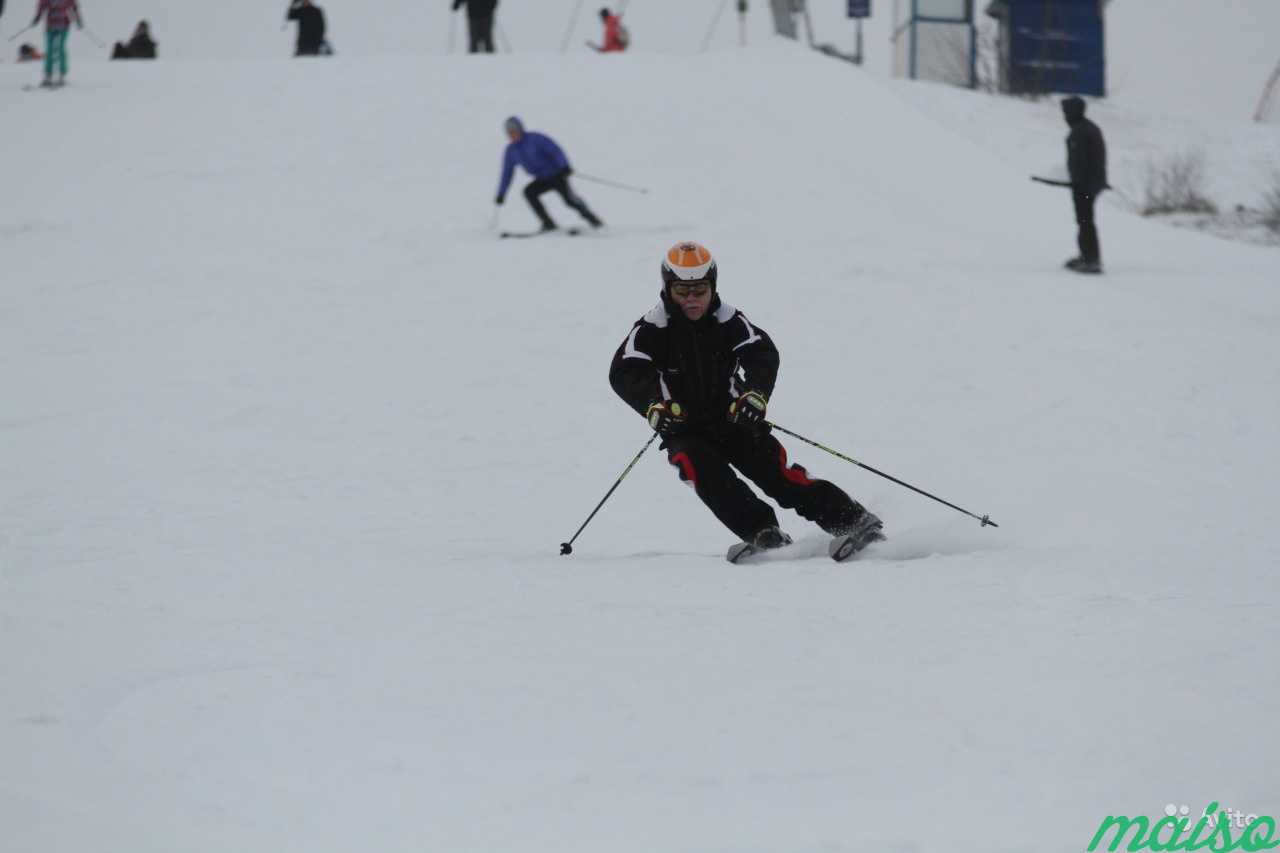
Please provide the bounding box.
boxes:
[560,0,585,53]
[488,204,500,232]
[700,0,731,53]
[766,421,999,528]
[574,172,649,195]
[8,23,36,42]
[448,11,457,54]
[497,22,511,53]
[80,25,106,48]
[560,432,659,555]
[1031,176,1135,210]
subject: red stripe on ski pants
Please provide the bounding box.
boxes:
[663,427,862,542]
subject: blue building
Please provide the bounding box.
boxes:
[985,0,1107,96]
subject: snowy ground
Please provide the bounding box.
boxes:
[3,27,1279,853]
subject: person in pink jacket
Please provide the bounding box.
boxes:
[31,0,82,87]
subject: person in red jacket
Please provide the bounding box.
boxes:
[590,7,628,53]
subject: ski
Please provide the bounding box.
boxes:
[499,227,583,239]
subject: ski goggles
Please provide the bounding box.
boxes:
[670,282,712,299]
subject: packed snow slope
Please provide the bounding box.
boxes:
[3,45,1279,853]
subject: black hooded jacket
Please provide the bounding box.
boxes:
[452,0,498,19]
[1063,96,1108,196]
[609,292,780,430]
[287,1,326,53]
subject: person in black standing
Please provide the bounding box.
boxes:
[1062,96,1108,274]
[451,0,496,54]
[287,0,329,57]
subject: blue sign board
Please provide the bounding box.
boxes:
[1005,0,1104,96]
[847,0,871,18]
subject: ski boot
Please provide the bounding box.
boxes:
[726,525,793,563]
[752,525,793,550]
[829,510,885,562]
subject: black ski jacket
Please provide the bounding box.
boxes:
[610,294,780,431]
[287,2,326,54]
[452,0,498,19]
[1064,98,1108,196]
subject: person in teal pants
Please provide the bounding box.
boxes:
[31,0,82,87]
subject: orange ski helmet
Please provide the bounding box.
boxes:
[661,241,718,292]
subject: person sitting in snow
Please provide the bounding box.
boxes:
[588,7,628,53]
[18,42,45,62]
[494,116,604,233]
[111,20,156,59]
[608,241,885,555]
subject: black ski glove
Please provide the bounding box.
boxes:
[728,390,767,428]
[495,193,505,205]
[646,400,686,435]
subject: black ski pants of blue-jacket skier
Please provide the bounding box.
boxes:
[663,426,866,542]
[524,172,602,229]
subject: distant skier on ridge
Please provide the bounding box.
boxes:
[609,242,885,560]
[494,116,604,234]
[30,0,81,88]
[286,0,330,57]
[451,0,497,54]
[588,7,629,53]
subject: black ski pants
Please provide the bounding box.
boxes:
[1073,189,1101,263]
[663,427,866,542]
[524,172,602,229]
[467,14,495,53]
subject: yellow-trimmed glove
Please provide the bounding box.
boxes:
[646,400,686,434]
[728,390,768,428]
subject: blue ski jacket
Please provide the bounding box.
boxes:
[497,131,571,198]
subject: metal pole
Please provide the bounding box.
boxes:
[855,17,863,65]
[700,0,731,53]
[560,0,585,53]
[767,421,999,527]
[560,433,659,555]
[7,22,36,42]
[574,172,650,194]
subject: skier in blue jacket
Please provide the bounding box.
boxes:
[495,116,604,233]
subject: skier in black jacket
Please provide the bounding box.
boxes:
[286,0,328,56]
[609,242,884,554]
[452,0,497,54]
[1062,95,1108,274]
